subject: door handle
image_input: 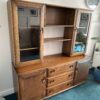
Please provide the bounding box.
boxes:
[49,79,55,84]
[40,28,44,32]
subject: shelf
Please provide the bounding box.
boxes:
[44,37,71,42]
[19,26,40,29]
[78,27,86,29]
[20,47,39,51]
[45,25,74,27]
[20,54,40,62]
[75,42,83,45]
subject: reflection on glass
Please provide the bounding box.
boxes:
[74,13,91,53]
[79,13,89,27]
[18,6,41,62]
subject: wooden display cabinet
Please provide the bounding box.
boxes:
[7,0,93,100]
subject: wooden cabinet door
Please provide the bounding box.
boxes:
[73,58,91,85]
[72,10,92,56]
[19,69,47,100]
[11,1,44,66]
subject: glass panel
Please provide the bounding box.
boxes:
[18,6,41,62]
[79,13,90,27]
[74,13,91,53]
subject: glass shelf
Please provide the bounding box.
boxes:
[44,37,71,42]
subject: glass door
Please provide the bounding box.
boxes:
[73,11,91,54]
[18,6,41,62]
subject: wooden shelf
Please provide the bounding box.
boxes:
[20,47,39,51]
[44,37,71,42]
[78,27,86,29]
[19,26,40,29]
[45,25,74,27]
[75,42,83,45]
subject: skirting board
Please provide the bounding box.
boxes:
[0,88,14,96]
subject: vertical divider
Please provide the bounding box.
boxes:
[12,1,20,64]
[70,9,79,56]
[40,4,46,61]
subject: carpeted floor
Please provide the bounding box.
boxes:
[4,72,100,100]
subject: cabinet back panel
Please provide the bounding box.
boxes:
[46,6,75,25]
[44,27,64,38]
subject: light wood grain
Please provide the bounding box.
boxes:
[44,37,71,42]
[45,25,74,27]
[20,47,39,51]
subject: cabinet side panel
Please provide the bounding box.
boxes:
[62,10,77,56]
[63,27,75,56]
[7,0,16,65]
[12,67,21,100]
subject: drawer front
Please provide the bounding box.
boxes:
[47,71,74,87]
[47,80,73,96]
[48,63,75,77]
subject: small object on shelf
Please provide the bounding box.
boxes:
[94,66,100,83]
[74,43,85,52]
[30,8,38,17]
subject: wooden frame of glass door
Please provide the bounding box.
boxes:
[71,9,92,56]
[11,0,44,67]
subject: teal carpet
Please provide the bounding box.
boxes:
[46,74,100,100]
[5,73,100,100]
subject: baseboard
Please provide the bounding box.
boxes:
[0,88,15,96]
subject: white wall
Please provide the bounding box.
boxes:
[86,4,100,56]
[0,0,99,96]
[23,0,90,9]
[0,0,14,96]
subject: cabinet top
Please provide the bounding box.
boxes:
[15,55,90,74]
[10,0,93,11]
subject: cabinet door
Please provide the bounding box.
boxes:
[73,58,91,85]
[19,69,47,100]
[73,10,92,55]
[12,1,44,64]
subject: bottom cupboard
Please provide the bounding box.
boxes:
[15,56,91,100]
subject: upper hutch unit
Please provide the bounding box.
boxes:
[8,0,92,100]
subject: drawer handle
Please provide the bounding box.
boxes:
[42,78,46,85]
[67,83,70,86]
[50,69,55,73]
[49,80,54,84]
[69,65,73,68]
[67,82,72,86]
[48,89,54,93]
[68,74,73,77]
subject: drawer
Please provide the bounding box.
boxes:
[47,80,73,96]
[47,71,74,87]
[48,63,75,77]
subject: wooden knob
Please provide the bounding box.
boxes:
[42,78,46,85]
[50,69,55,73]
[67,83,70,86]
[49,80,54,83]
[69,65,73,68]
[48,89,54,93]
[68,74,72,77]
